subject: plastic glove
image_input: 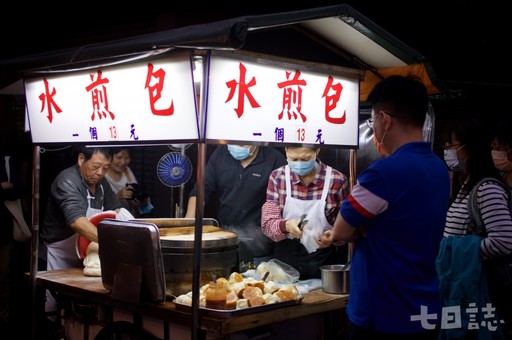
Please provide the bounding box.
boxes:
[285,219,303,239]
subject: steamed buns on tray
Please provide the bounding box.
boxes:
[174,264,302,310]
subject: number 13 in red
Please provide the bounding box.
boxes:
[296,127,306,142]
[108,125,118,140]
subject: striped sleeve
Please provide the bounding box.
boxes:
[340,180,388,228]
[350,178,389,216]
[261,200,287,242]
[477,181,512,258]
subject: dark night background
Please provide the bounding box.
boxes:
[1,2,509,97]
[0,3,510,338]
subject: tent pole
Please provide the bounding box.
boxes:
[30,145,41,340]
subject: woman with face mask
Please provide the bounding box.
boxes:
[443,118,506,205]
[261,146,349,280]
[491,119,512,188]
[441,117,512,339]
[443,117,508,234]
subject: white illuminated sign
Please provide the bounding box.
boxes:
[25,53,199,144]
[205,52,360,147]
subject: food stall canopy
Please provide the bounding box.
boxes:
[0,4,443,100]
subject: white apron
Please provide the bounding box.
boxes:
[274,165,337,279]
[283,165,332,254]
[46,185,105,270]
[45,185,104,313]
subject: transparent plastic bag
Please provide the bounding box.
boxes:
[255,258,300,283]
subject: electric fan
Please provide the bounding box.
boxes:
[157,152,193,188]
[157,152,193,218]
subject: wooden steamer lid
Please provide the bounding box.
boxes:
[134,218,238,252]
[159,225,238,252]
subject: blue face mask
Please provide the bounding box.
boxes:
[227,145,252,160]
[288,160,317,176]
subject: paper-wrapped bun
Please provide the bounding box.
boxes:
[231,281,246,298]
[83,242,101,277]
[264,280,280,294]
[246,280,265,293]
[273,287,300,302]
[228,272,244,283]
[248,295,265,307]
[225,290,238,310]
[262,293,279,304]
[83,252,101,277]
[242,286,263,300]
[83,266,101,277]
[86,241,99,255]
[256,262,270,278]
[175,294,193,306]
[116,207,135,221]
[236,299,249,309]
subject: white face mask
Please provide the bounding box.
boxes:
[444,145,466,171]
[492,150,512,172]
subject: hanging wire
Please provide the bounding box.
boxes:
[39,145,73,153]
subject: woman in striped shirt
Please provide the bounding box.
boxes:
[491,118,512,188]
[440,117,512,339]
[443,117,512,258]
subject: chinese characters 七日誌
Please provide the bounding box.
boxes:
[410,303,504,332]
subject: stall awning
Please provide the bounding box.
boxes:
[0,5,443,100]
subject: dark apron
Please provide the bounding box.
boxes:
[274,240,344,279]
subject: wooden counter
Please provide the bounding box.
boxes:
[35,268,348,339]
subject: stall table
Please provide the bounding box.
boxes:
[35,268,348,339]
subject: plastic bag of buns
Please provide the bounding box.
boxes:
[255,259,300,283]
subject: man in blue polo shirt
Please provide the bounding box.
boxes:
[332,75,450,339]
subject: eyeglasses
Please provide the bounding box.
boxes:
[366,111,395,131]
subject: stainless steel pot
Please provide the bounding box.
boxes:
[319,264,350,294]
[148,219,238,297]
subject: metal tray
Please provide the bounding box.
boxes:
[173,297,302,317]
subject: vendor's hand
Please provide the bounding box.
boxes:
[286,219,303,239]
[316,229,334,249]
